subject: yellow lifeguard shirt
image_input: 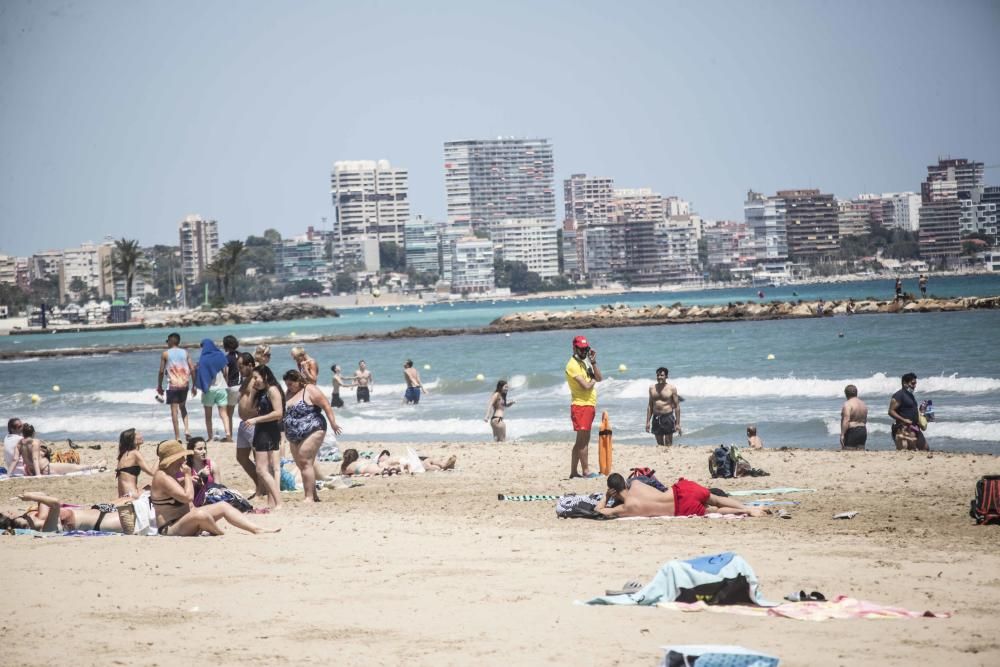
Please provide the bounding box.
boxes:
[565,357,597,406]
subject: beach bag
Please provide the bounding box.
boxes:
[556,493,607,519]
[203,484,253,513]
[628,467,668,492]
[709,445,738,479]
[970,475,1000,525]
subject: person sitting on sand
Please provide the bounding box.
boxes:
[184,437,222,507]
[17,424,106,476]
[116,428,156,498]
[746,425,764,450]
[375,449,457,472]
[1,492,128,533]
[340,448,401,476]
[595,473,763,518]
[150,440,277,536]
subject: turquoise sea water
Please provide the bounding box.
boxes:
[1,275,998,454]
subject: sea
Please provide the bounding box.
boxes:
[1,275,999,454]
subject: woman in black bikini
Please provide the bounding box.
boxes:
[150,440,277,536]
[243,366,284,510]
[116,428,156,498]
[0,492,127,533]
[484,380,515,442]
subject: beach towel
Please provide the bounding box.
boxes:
[11,528,120,537]
[556,493,607,519]
[499,494,561,501]
[618,513,745,521]
[727,488,815,497]
[660,645,780,667]
[130,491,158,536]
[194,339,228,391]
[0,468,103,482]
[405,447,426,473]
[587,552,774,606]
[657,596,951,621]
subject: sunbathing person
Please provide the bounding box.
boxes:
[376,449,457,472]
[595,473,763,518]
[116,428,156,498]
[150,440,277,536]
[340,448,401,476]
[17,424,106,476]
[1,491,128,533]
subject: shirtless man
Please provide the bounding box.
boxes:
[596,473,762,518]
[840,384,868,450]
[355,360,373,403]
[403,359,426,404]
[645,367,681,446]
[234,353,261,494]
[157,332,197,440]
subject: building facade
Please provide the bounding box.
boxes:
[492,218,560,278]
[403,215,442,277]
[331,159,410,268]
[779,189,839,260]
[30,250,63,282]
[919,159,972,263]
[837,199,871,237]
[444,138,555,236]
[564,174,615,228]
[449,237,495,294]
[744,191,788,262]
[178,214,219,288]
[59,241,114,302]
[274,237,331,285]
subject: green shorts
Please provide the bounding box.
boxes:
[201,387,228,407]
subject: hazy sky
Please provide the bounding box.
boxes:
[1,0,998,255]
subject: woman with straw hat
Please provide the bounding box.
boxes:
[150,440,278,536]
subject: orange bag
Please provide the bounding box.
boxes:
[598,411,613,475]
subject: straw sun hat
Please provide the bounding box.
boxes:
[156,440,192,470]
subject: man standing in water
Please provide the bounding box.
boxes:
[840,384,868,450]
[355,360,373,403]
[645,367,681,446]
[919,274,928,297]
[403,359,426,404]
[889,372,927,450]
[565,335,603,478]
[157,333,196,440]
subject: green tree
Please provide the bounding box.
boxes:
[263,228,282,244]
[204,259,225,302]
[283,279,325,296]
[334,272,355,294]
[112,238,142,300]
[217,240,246,300]
[379,241,407,273]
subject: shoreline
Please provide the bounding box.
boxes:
[2,294,998,361]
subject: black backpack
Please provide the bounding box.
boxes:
[709,444,738,478]
[970,475,1000,525]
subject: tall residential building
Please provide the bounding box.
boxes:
[654,215,701,282]
[564,174,615,228]
[612,188,667,285]
[30,250,63,282]
[404,215,442,277]
[704,222,752,269]
[880,192,921,232]
[744,191,788,262]
[978,186,1000,244]
[331,160,410,269]
[927,158,984,195]
[449,237,495,294]
[178,214,219,287]
[438,224,472,283]
[779,189,839,260]
[492,218,560,278]
[664,196,691,217]
[918,158,981,263]
[444,138,555,236]
[837,199,871,237]
[274,237,331,285]
[59,241,113,302]
[0,255,17,285]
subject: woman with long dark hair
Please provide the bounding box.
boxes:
[244,365,285,508]
[116,428,155,498]
[484,380,516,442]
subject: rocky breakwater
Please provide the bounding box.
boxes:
[146,302,338,328]
[489,296,1000,333]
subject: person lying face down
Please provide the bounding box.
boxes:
[595,473,763,518]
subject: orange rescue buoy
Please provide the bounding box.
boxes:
[598,410,613,475]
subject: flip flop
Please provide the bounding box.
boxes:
[605,580,644,596]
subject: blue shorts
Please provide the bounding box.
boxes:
[404,386,421,404]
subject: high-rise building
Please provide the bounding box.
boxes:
[30,250,63,283]
[331,159,410,268]
[492,218,560,278]
[59,241,113,302]
[611,188,667,285]
[878,192,921,232]
[919,158,976,263]
[444,138,555,236]
[564,174,614,228]
[837,199,871,237]
[274,237,331,286]
[449,237,495,294]
[404,215,442,277]
[978,186,1000,245]
[744,190,788,262]
[0,255,18,286]
[654,215,702,282]
[779,189,839,260]
[704,222,752,269]
[178,214,219,288]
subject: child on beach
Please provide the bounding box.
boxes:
[746,425,764,450]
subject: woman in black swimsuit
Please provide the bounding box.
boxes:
[244,366,284,509]
[282,370,343,502]
[484,380,515,442]
[0,492,127,533]
[150,440,277,536]
[116,428,156,499]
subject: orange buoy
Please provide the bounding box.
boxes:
[598,410,613,475]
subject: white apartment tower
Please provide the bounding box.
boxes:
[178,215,219,288]
[59,241,114,302]
[331,160,410,268]
[444,138,555,236]
[744,191,788,262]
[492,218,560,278]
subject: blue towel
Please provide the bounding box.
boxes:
[194,339,228,391]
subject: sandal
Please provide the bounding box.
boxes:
[605,580,644,596]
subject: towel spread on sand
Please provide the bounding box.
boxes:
[727,487,816,497]
[618,513,746,521]
[499,494,562,501]
[12,528,120,537]
[744,500,800,507]
[0,469,104,482]
[656,595,952,620]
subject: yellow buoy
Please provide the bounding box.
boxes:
[30,394,40,403]
[52,385,61,392]
[475,373,485,381]
[767,354,775,360]
[618,364,627,372]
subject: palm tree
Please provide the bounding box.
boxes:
[112,238,141,300]
[204,258,225,301]
[218,240,246,301]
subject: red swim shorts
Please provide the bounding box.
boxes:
[672,478,710,516]
[570,404,596,431]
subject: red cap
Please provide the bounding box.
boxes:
[572,335,589,349]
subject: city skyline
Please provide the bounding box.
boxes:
[1,0,999,256]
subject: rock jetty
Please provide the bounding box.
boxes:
[145,302,338,328]
[489,296,1000,332]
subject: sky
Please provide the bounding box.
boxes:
[1,0,999,256]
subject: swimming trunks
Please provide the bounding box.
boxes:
[201,387,228,407]
[283,397,326,442]
[570,404,595,431]
[843,426,867,450]
[672,478,710,516]
[651,412,676,436]
[236,421,255,450]
[404,386,421,404]
[165,388,188,405]
[357,386,370,403]
[330,393,344,408]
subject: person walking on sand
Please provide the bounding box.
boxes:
[565,335,603,478]
[645,367,681,446]
[223,335,241,426]
[291,346,318,384]
[157,332,196,440]
[840,384,868,450]
[889,372,927,451]
[355,360,373,402]
[485,380,516,442]
[195,339,233,442]
[403,360,426,404]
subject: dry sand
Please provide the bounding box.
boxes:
[3,441,998,667]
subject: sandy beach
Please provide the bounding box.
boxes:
[3,440,998,666]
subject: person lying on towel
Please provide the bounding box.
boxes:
[596,473,763,518]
